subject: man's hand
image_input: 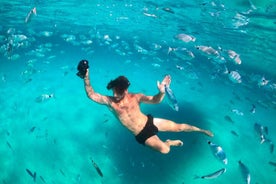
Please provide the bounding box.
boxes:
[157,75,171,93]
[84,69,89,79]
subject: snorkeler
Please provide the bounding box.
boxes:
[78,60,213,154]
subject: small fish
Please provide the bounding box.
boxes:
[238,161,250,184]
[228,71,242,83]
[29,126,36,133]
[270,142,274,154]
[268,161,276,167]
[258,76,269,87]
[195,45,219,58]
[227,50,241,65]
[208,141,228,164]
[59,169,66,177]
[254,123,268,144]
[224,115,234,123]
[176,65,184,70]
[175,33,196,43]
[143,12,157,18]
[231,130,239,136]
[35,94,54,103]
[232,109,244,116]
[25,7,37,23]
[195,168,227,179]
[165,85,179,111]
[250,104,256,114]
[39,175,46,183]
[90,158,103,177]
[172,47,195,60]
[6,141,13,151]
[26,169,36,182]
[162,7,175,14]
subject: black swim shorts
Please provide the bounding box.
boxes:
[135,114,158,145]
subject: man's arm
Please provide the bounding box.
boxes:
[139,75,171,104]
[84,69,110,105]
[139,92,165,104]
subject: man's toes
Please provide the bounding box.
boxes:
[166,139,183,147]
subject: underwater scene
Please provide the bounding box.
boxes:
[0,0,276,183]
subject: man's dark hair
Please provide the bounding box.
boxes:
[107,76,130,94]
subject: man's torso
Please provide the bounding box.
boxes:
[108,93,148,135]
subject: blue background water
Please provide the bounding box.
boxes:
[0,0,276,183]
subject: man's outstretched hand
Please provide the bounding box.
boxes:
[157,75,171,93]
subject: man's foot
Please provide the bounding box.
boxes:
[202,130,214,137]
[166,139,183,147]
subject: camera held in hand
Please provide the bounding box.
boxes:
[76,60,89,79]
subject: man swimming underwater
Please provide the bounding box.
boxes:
[78,60,213,154]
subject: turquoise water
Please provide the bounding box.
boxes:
[1,0,276,183]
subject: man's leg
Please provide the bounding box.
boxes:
[153,118,213,137]
[145,135,183,154]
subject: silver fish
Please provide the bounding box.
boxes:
[228,71,242,83]
[196,168,227,179]
[165,85,179,111]
[195,45,219,59]
[254,123,274,153]
[239,160,251,184]
[254,123,267,144]
[250,104,256,114]
[208,141,228,164]
[35,93,54,103]
[25,7,37,23]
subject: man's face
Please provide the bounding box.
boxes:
[112,88,126,101]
